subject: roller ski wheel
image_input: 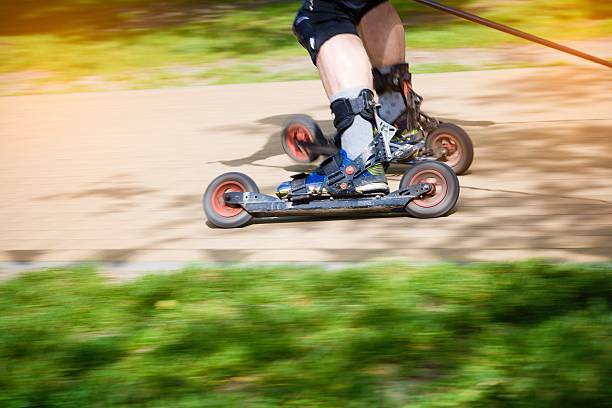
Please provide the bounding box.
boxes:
[203,172,259,228]
[400,162,459,218]
[281,115,324,163]
[426,123,474,175]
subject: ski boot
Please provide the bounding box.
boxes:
[277,89,389,201]
[276,149,388,200]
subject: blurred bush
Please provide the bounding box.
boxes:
[558,0,612,18]
[0,262,610,407]
[1,0,610,35]
[2,0,610,91]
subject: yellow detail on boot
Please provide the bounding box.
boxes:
[367,163,385,176]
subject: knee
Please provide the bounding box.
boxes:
[293,9,319,64]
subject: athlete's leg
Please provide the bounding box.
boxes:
[276,1,388,199]
[359,1,405,68]
[315,34,376,160]
[358,2,410,127]
[316,34,372,98]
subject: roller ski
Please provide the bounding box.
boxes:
[281,64,474,175]
[204,89,459,229]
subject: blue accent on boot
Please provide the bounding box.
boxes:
[276,150,387,198]
[275,151,350,197]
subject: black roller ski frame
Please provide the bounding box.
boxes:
[204,160,459,228]
[282,107,473,175]
[223,183,433,218]
[281,62,474,175]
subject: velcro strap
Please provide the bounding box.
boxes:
[320,155,345,185]
[331,90,375,131]
[332,95,367,118]
[290,176,309,196]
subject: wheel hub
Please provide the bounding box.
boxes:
[286,124,313,161]
[431,133,461,167]
[409,170,448,208]
[211,181,245,217]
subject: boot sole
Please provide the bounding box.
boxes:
[356,182,390,195]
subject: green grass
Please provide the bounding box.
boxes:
[1,261,610,407]
[0,0,611,93]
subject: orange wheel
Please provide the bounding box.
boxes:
[284,123,315,163]
[281,115,324,163]
[426,123,474,175]
[210,181,247,218]
[203,172,259,228]
[400,162,459,218]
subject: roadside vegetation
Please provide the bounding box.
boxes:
[1,261,610,407]
[0,0,611,93]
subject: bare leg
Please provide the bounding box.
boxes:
[359,2,408,125]
[359,2,406,67]
[315,34,377,159]
[316,34,373,98]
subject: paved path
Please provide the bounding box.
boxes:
[1,66,611,269]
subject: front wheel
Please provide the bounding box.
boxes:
[281,115,324,163]
[426,123,474,175]
[400,162,459,218]
[203,172,259,228]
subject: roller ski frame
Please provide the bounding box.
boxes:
[204,114,460,229]
[282,65,474,175]
[283,114,473,175]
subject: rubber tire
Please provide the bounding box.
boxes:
[203,172,259,229]
[426,123,474,175]
[281,115,324,163]
[400,162,460,219]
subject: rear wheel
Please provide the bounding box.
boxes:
[426,123,474,175]
[203,172,259,228]
[400,162,459,218]
[281,115,324,163]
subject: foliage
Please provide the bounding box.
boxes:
[0,262,610,407]
[0,1,611,92]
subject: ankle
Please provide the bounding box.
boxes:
[329,88,377,160]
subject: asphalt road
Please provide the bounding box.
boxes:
[1,66,611,268]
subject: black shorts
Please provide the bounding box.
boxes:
[293,0,388,65]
